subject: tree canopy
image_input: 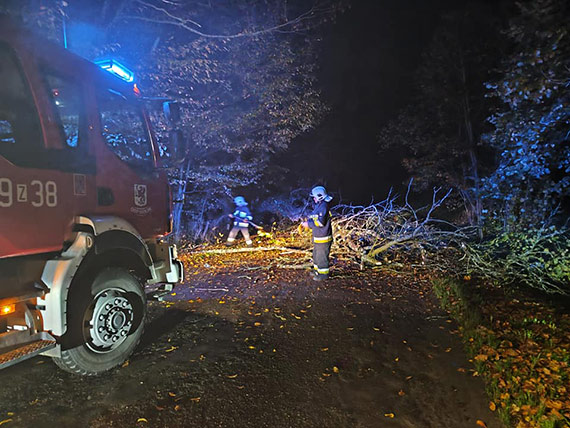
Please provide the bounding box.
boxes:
[2,0,345,236]
[482,0,570,226]
[378,0,569,229]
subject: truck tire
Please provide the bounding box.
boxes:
[53,268,146,375]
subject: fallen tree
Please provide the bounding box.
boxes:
[331,181,475,268]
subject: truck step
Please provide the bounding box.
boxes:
[0,338,56,370]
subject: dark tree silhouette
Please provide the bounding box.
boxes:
[378,5,503,229]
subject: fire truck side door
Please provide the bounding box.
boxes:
[0,43,95,258]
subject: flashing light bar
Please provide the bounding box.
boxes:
[95,59,135,83]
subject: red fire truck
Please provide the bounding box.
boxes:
[0,18,183,375]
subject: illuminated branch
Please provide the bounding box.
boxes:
[135,0,202,29]
[127,0,334,39]
[329,183,473,267]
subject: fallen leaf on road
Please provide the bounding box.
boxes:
[476,420,487,428]
[384,413,395,418]
[333,366,339,373]
[320,347,329,352]
[398,390,405,396]
[227,374,238,379]
[489,402,496,411]
[164,346,178,353]
[136,418,148,423]
[190,397,201,402]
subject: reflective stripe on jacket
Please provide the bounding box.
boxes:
[308,201,332,241]
[233,206,253,227]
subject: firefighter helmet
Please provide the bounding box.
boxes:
[234,196,248,206]
[310,186,332,203]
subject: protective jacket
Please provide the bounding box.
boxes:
[308,201,333,243]
[233,206,253,228]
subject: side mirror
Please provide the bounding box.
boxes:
[163,101,181,126]
[169,130,188,161]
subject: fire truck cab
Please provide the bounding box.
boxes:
[0,18,183,375]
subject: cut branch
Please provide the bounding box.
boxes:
[191,246,310,255]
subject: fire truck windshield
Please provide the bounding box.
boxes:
[98,88,154,170]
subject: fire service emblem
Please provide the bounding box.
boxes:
[134,184,147,207]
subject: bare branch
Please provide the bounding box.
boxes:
[127,1,332,39]
[329,184,471,267]
[136,0,202,28]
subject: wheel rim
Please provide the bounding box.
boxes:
[86,288,135,353]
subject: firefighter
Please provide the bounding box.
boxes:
[227,196,254,246]
[301,186,333,281]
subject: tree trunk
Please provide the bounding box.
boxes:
[172,160,191,242]
[459,50,483,238]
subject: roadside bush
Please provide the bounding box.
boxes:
[465,226,570,296]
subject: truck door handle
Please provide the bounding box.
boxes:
[97,187,115,206]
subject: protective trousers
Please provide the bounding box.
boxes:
[313,241,332,278]
[227,226,252,245]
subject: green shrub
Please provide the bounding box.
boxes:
[465,226,569,295]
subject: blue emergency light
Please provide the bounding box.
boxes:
[94,59,135,83]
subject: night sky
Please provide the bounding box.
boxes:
[280,0,464,204]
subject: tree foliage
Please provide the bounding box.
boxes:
[482,0,570,226]
[378,6,501,192]
[377,5,503,229]
[376,0,570,294]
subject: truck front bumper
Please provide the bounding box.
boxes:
[148,242,184,285]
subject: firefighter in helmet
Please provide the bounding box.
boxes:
[227,196,254,246]
[301,186,333,281]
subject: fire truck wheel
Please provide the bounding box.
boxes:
[53,267,147,375]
